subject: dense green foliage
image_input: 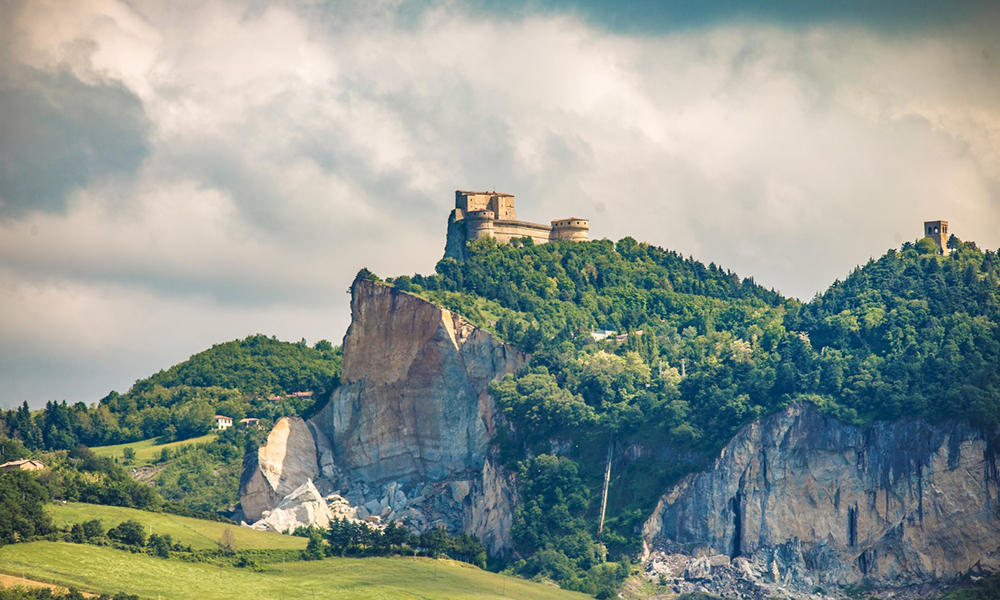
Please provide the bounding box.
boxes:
[788,238,1000,427]
[150,426,266,513]
[35,446,161,511]
[0,470,53,545]
[0,335,341,450]
[383,234,1000,595]
[144,335,340,393]
[507,455,629,598]
[325,520,487,568]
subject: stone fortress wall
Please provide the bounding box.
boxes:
[451,190,589,245]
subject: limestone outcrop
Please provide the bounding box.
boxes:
[250,479,334,533]
[239,278,526,552]
[642,403,1000,598]
[312,278,528,485]
[239,416,333,522]
[463,456,519,554]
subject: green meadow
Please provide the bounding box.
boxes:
[46,503,305,551]
[0,542,589,600]
[90,433,218,464]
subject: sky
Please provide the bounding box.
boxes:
[1,0,999,409]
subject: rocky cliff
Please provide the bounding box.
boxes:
[239,416,333,522]
[642,403,1000,598]
[312,278,527,484]
[239,278,526,553]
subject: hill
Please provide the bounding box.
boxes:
[0,541,590,600]
[369,234,1000,591]
[90,433,217,463]
[1,335,341,451]
[46,502,304,551]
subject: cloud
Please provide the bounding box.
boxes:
[1,0,998,407]
[0,269,346,409]
[0,67,149,215]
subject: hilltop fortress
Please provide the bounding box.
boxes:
[444,190,588,259]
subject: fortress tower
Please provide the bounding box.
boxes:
[444,190,589,259]
[923,220,949,255]
[551,217,591,242]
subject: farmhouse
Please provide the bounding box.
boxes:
[0,458,45,472]
[214,415,233,430]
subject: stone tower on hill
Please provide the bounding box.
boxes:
[923,220,950,255]
[444,190,589,259]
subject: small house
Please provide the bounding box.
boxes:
[214,415,233,430]
[0,459,45,472]
[590,330,617,341]
[239,417,261,430]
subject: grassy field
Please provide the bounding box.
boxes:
[47,503,305,551]
[90,433,218,463]
[0,542,590,600]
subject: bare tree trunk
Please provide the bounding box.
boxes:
[598,438,614,536]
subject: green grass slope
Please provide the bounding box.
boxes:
[90,434,218,464]
[0,542,589,600]
[46,503,305,551]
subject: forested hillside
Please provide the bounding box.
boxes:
[374,234,1000,591]
[1,335,341,450]
[3,231,997,599]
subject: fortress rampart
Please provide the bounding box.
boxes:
[445,191,589,258]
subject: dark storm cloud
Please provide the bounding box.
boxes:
[465,0,995,33]
[0,67,150,215]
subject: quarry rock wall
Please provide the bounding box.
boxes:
[642,403,1000,598]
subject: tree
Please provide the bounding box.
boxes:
[122,447,136,463]
[148,533,171,558]
[82,519,104,540]
[302,528,324,561]
[219,527,237,553]
[107,520,146,547]
[418,526,448,556]
[0,470,52,545]
[326,518,352,556]
[70,523,85,544]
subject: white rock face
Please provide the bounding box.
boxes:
[251,479,334,533]
[642,403,1000,596]
[239,416,327,522]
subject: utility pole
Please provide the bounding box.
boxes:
[680,358,686,377]
[597,439,614,536]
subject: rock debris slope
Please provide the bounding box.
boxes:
[642,402,1000,597]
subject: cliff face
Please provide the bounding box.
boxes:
[239,279,526,553]
[239,416,332,522]
[313,278,528,484]
[642,403,1000,596]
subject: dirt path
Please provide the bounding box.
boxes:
[0,572,98,597]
